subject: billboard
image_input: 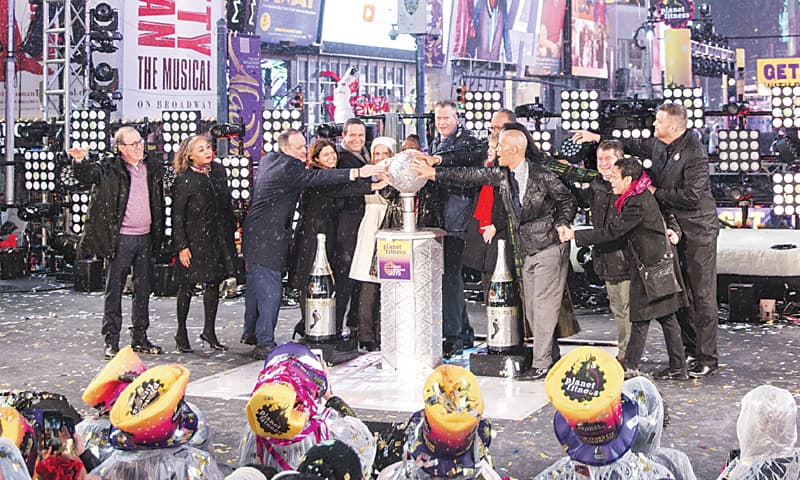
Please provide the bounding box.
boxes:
[120,0,224,119]
[451,0,539,64]
[524,0,567,76]
[255,0,322,45]
[570,0,608,78]
[321,0,416,60]
[0,0,47,119]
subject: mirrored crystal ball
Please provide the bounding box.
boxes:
[386,149,428,194]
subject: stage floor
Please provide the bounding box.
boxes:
[186,343,617,421]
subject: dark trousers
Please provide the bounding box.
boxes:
[102,234,153,344]
[676,236,719,367]
[357,281,381,345]
[443,235,469,346]
[244,263,281,348]
[625,313,686,371]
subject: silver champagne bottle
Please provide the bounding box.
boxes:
[486,239,521,352]
[305,233,337,342]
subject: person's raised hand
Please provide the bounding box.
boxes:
[359,163,385,178]
[67,147,89,162]
[570,130,600,144]
[410,158,436,180]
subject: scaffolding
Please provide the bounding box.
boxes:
[42,0,89,151]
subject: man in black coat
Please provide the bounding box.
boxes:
[333,118,370,343]
[415,100,487,356]
[573,102,720,378]
[242,129,383,359]
[413,129,576,379]
[68,126,164,359]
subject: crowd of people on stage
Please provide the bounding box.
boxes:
[35,98,775,479]
[1,343,798,480]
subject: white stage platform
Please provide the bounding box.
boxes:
[186,344,617,421]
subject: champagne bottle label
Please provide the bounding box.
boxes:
[487,306,520,349]
[306,298,336,338]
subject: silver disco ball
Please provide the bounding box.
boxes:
[385,149,428,194]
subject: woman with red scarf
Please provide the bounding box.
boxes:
[560,157,689,380]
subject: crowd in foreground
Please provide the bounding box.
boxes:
[0,343,798,480]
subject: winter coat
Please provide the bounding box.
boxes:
[575,190,688,322]
[333,147,371,278]
[462,187,514,273]
[578,177,631,283]
[436,161,577,256]
[73,154,164,259]
[417,127,487,233]
[242,151,352,272]
[616,130,719,245]
[171,162,236,284]
[288,167,372,290]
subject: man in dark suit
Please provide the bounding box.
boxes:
[412,129,576,379]
[333,118,370,345]
[415,100,487,357]
[572,102,719,378]
[242,129,384,359]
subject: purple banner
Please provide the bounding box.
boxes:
[228,35,263,162]
[425,0,445,67]
[256,0,321,45]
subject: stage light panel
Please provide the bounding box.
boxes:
[611,128,653,140]
[263,109,303,154]
[69,109,109,151]
[529,130,554,153]
[219,155,252,202]
[770,86,800,129]
[463,90,503,135]
[717,129,760,173]
[771,171,800,215]
[23,150,57,191]
[663,87,705,129]
[161,110,200,154]
[69,191,90,235]
[560,90,600,131]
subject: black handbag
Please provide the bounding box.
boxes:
[627,221,682,302]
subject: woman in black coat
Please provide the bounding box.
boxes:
[288,140,376,338]
[561,157,689,379]
[172,135,236,352]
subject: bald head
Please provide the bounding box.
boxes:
[497,130,527,168]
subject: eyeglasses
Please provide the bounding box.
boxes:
[120,139,144,147]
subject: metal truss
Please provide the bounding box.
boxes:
[42,0,89,151]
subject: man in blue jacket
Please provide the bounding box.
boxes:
[242,129,384,359]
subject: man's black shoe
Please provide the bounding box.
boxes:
[104,343,120,360]
[654,367,689,381]
[442,341,463,359]
[517,367,549,381]
[131,338,163,355]
[250,345,273,361]
[688,364,718,378]
[240,333,257,346]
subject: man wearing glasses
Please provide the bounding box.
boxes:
[68,126,165,359]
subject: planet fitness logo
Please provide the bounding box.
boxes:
[561,355,606,403]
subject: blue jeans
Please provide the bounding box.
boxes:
[244,263,281,348]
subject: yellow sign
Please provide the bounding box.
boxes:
[757,58,800,87]
[664,29,692,87]
[376,239,412,281]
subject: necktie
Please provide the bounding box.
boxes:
[509,171,522,214]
